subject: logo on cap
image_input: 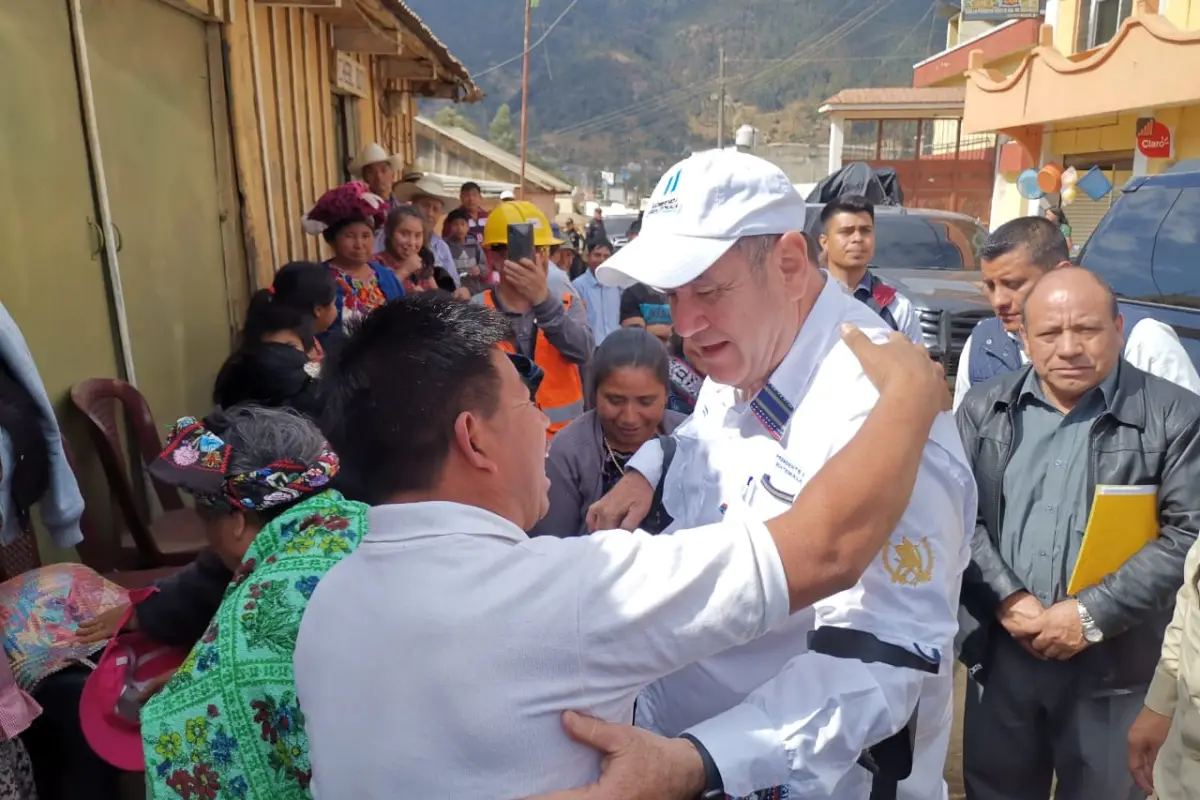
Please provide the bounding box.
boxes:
[649,169,683,216]
[662,169,682,195]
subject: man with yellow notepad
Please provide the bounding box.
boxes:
[955,268,1200,800]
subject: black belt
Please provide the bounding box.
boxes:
[807,628,940,800]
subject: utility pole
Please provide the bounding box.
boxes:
[518,0,532,200]
[717,46,726,150]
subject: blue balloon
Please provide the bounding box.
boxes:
[1017,169,1045,200]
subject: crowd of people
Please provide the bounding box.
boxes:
[0,145,1197,800]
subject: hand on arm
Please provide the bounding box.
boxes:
[764,327,948,611]
[586,472,653,532]
[523,713,705,800]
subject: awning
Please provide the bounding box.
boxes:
[963,16,1200,135]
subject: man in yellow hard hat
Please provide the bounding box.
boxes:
[472,201,593,437]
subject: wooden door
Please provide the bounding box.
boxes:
[82,0,235,425]
[0,0,121,404]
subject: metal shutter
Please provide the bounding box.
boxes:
[1068,167,1132,251]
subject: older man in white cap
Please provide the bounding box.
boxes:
[554,149,976,800]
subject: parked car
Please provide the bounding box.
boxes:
[1076,160,1200,367]
[604,214,640,250]
[805,204,993,378]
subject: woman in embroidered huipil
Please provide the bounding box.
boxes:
[139,406,369,800]
[302,182,404,339]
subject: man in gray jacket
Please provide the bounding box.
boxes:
[955,268,1200,800]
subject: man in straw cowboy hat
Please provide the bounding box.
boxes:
[349,142,405,252]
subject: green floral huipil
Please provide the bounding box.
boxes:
[140,490,368,800]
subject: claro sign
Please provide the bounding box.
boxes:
[1136,118,1174,160]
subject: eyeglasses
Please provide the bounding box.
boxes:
[506,353,544,401]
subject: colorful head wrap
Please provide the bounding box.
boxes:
[301,181,388,236]
[149,417,338,513]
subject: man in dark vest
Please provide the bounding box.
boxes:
[953,216,1200,411]
[819,196,924,345]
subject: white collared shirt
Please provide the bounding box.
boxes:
[952,317,1200,412]
[294,501,790,798]
[627,278,976,798]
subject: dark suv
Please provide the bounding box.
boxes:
[805,204,993,376]
[1076,160,1200,366]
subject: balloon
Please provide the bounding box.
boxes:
[1061,186,1078,205]
[1062,167,1078,187]
[1017,169,1045,200]
[1037,164,1063,194]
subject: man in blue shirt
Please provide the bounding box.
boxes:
[572,239,622,346]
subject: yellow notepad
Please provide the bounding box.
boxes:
[1067,485,1159,596]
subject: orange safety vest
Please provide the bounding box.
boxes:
[483,291,585,437]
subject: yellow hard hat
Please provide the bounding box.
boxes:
[481,199,563,248]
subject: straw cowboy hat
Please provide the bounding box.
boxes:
[348,142,404,177]
[393,172,456,204]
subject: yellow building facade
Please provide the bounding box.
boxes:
[962,0,1200,242]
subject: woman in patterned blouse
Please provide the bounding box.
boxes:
[302,182,404,339]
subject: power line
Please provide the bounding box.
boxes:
[473,0,582,79]
[541,0,895,142]
[539,6,872,140]
[864,0,936,83]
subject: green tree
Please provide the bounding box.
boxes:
[432,105,478,135]
[489,103,518,153]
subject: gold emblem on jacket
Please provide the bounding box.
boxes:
[882,536,934,586]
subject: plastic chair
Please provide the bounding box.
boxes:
[70,379,206,568]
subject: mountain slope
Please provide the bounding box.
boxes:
[409,0,946,170]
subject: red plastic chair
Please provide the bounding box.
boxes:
[70,379,207,569]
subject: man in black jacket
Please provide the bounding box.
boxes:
[955,267,1200,800]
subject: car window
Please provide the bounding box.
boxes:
[1081,186,1178,302]
[603,216,638,238]
[1151,187,1200,308]
[871,216,980,270]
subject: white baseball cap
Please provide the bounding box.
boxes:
[595,149,806,289]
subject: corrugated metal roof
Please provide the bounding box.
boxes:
[381,0,483,101]
[415,116,574,194]
[821,87,966,107]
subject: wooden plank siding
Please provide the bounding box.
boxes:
[221,1,419,288]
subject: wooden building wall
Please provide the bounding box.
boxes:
[223,0,416,288]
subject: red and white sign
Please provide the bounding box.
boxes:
[1136,117,1174,159]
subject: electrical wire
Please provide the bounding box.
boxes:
[541,0,895,142]
[473,0,582,79]
[864,0,937,83]
[539,6,875,140]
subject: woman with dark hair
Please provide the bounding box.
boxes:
[530,328,685,537]
[301,182,404,336]
[1045,204,1074,251]
[375,206,460,296]
[212,262,336,418]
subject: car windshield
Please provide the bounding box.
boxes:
[604,216,638,238]
[808,209,985,270]
[869,215,986,270]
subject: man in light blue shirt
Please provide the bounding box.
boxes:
[572,239,622,346]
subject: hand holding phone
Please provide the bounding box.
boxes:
[507,222,535,264]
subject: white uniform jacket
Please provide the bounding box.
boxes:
[628,278,977,799]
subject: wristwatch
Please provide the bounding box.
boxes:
[678,734,725,799]
[1078,600,1104,644]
